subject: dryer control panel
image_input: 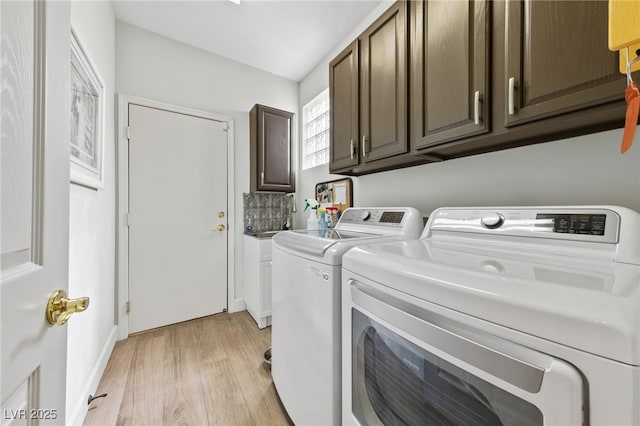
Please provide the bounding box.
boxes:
[427,207,621,244]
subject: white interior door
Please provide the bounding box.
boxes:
[1,1,72,423]
[128,104,228,333]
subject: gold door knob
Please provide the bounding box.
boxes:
[218,211,225,218]
[216,224,225,231]
[46,289,89,326]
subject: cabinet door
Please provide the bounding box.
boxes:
[360,1,408,163]
[330,40,360,172]
[411,0,489,150]
[253,105,295,192]
[505,0,626,127]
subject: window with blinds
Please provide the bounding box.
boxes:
[302,88,330,170]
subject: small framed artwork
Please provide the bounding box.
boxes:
[315,178,353,214]
[70,28,104,189]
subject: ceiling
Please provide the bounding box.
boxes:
[112,0,382,82]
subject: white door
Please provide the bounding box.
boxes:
[1,1,74,424]
[128,104,228,333]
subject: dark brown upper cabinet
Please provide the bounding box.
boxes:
[329,0,630,175]
[410,0,490,150]
[504,0,626,127]
[330,1,421,175]
[329,40,360,172]
[250,104,295,192]
[359,1,409,163]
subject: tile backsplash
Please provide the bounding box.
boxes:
[243,192,293,233]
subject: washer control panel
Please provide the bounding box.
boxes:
[339,208,406,227]
[534,213,606,236]
[429,207,620,244]
[480,213,505,229]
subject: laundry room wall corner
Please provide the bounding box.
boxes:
[115,21,298,316]
[67,2,117,426]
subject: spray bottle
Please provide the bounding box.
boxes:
[304,199,319,230]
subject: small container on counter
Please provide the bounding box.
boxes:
[326,207,340,228]
[318,208,328,229]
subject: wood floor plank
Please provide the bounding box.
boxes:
[220,317,290,425]
[193,315,232,365]
[162,321,209,425]
[84,312,289,426]
[84,338,136,426]
[165,319,198,349]
[199,358,255,426]
[237,311,272,357]
[116,332,166,425]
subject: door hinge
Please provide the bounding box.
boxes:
[124,126,131,140]
[125,213,131,227]
[125,301,130,314]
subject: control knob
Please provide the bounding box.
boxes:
[481,213,504,229]
[361,210,371,221]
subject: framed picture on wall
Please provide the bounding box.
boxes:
[315,178,353,213]
[70,28,104,189]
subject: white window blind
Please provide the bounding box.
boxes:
[302,88,330,170]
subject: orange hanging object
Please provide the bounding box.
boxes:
[622,82,639,153]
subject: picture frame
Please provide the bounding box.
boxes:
[315,178,353,214]
[70,28,104,189]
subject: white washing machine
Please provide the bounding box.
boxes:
[271,207,423,426]
[342,206,640,425]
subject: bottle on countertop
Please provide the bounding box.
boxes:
[245,219,254,234]
[325,207,339,228]
[318,208,328,229]
[305,199,319,230]
[307,209,318,230]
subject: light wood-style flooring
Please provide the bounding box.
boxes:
[83,311,292,426]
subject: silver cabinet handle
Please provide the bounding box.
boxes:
[474,90,481,125]
[260,172,265,184]
[350,139,355,160]
[361,135,367,157]
[508,77,516,116]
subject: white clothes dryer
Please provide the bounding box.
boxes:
[342,206,640,426]
[271,207,423,426]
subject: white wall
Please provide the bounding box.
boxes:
[67,2,117,425]
[297,1,640,224]
[115,21,299,309]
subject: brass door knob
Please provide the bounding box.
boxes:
[218,211,225,218]
[216,224,225,231]
[46,289,89,326]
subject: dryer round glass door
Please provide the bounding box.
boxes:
[345,278,585,426]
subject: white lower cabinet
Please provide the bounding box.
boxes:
[243,235,273,328]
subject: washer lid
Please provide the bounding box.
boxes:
[290,229,380,240]
[343,239,640,365]
[273,229,382,257]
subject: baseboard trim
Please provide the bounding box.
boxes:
[67,326,117,426]
[230,298,246,313]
